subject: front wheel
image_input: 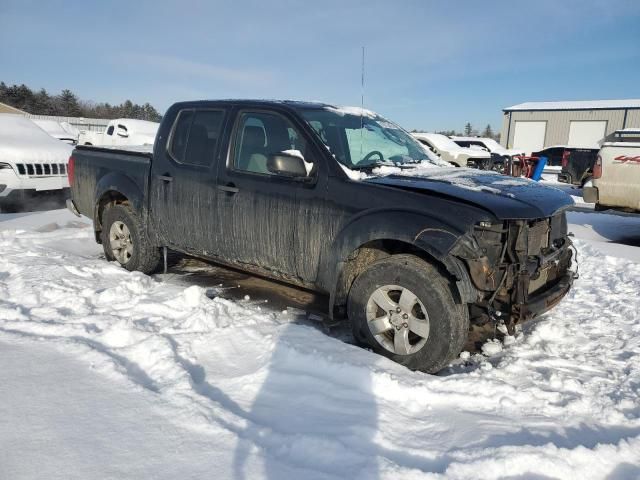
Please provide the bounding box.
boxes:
[348,254,469,373]
[100,203,161,274]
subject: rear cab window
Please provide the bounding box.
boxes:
[168,109,226,167]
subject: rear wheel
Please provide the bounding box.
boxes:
[347,254,469,373]
[100,203,161,274]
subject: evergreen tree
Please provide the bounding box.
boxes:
[57,89,82,116]
[482,124,494,138]
[33,89,54,115]
[464,122,473,136]
[0,81,162,121]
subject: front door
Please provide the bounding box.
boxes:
[215,109,322,279]
[149,108,228,254]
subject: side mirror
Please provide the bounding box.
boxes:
[117,126,129,138]
[267,151,310,178]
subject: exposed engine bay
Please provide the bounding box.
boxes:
[454,212,576,334]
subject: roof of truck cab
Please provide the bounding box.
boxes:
[173,99,331,107]
[170,100,377,115]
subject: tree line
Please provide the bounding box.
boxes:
[0,82,162,122]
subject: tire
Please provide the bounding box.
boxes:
[594,203,608,212]
[100,203,162,274]
[347,254,469,373]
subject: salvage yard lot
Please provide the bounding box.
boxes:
[1,206,639,479]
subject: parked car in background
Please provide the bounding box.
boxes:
[67,99,575,373]
[33,118,79,145]
[451,136,524,172]
[530,145,597,169]
[451,136,522,157]
[79,118,159,146]
[0,114,72,210]
[557,148,599,186]
[412,133,493,169]
[583,128,640,212]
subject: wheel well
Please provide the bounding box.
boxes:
[95,191,129,239]
[332,239,450,317]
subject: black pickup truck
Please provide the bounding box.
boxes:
[67,100,575,372]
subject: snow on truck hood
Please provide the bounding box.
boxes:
[361,164,574,219]
[0,114,72,164]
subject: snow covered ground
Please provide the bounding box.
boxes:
[1,208,640,479]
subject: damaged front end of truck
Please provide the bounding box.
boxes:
[451,212,577,334]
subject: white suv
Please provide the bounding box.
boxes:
[0,114,72,210]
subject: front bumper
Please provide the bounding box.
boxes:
[519,272,574,319]
[0,168,69,198]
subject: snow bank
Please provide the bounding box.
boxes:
[0,209,639,479]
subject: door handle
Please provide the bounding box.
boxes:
[157,174,173,183]
[218,184,239,194]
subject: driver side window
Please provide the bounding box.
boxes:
[232,111,313,176]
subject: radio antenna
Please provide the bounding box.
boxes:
[360,46,365,160]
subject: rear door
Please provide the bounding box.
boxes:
[149,108,228,254]
[215,107,324,279]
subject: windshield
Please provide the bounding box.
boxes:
[299,107,440,169]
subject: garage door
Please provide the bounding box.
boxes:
[513,121,546,155]
[568,121,607,148]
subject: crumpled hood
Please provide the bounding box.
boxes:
[365,167,574,219]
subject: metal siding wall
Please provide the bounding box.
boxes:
[505,109,628,148]
[626,110,640,128]
[500,113,510,147]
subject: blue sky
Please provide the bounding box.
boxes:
[1,0,639,132]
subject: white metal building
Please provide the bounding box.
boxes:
[501,99,640,154]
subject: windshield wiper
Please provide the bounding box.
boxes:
[349,161,395,171]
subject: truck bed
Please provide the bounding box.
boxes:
[71,145,153,220]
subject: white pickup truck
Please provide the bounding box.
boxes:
[412,133,492,169]
[583,128,640,212]
[79,118,159,147]
[0,114,72,211]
